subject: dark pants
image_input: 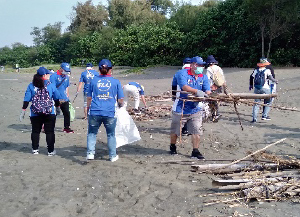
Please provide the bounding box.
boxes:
[30,114,56,152]
[60,101,70,129]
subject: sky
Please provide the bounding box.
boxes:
[0,0,200,48]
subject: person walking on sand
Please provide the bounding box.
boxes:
[19,67,60,156]
[86,59,124,162]
[75,63,99,120]
[15,64,20,72]
[249,58,278,123]
[205,55,226,122]
[170,56,211,159]
[123,82,147,114]
[50,63,74,133]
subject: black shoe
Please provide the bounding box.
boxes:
[170,144,177,155]
[191,150,205,160]
[262,116,271,121]
[181,129,188,136]
[251,119,257,123]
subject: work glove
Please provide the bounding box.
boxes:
[195,90,208,98]
[19,109,26,122]
[249,86,253,91]
[56,107,61,115]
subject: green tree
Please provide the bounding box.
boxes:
[69,0,108,33]
[30,22,63,46]
[148,0,173,15]
[243,0,300,58]
[109,22,184,66]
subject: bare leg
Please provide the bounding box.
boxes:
[191,134,200,149]
[170,133,177,144]
[84,107,88,119]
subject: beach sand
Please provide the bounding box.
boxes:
[0,66,299,217]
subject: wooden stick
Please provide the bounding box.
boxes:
[226,138,287,166]
[233,101,244,131]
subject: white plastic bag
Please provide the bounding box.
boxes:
[115,107,141,148]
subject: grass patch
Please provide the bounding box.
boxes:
[120,67,147,75]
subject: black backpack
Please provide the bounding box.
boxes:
[254,69,266,89]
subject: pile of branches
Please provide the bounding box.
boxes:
[191,139,300,205]
[128,104,172,121]
[144,91,172,102]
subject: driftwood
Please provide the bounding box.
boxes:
[192,163,282,174]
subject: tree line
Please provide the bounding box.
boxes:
[0,0,299,69]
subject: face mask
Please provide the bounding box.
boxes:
[61,70,70,75]
[195,67,204,74]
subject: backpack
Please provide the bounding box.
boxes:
[254,69,266,89]
[31,83,53,115]
[210,65,225,87]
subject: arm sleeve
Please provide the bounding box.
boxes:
[66,77,70,88]
[23,84,33,102]
[50,74,56,85]
[177,72,188,89]
[117,81,124,99]
[79,72,84,82]
[267,74,277,82]
[202,75,211,92]
[22,101,29,109]
[249,69,255,86]
[268,65,275,78]
[52,86,61,100]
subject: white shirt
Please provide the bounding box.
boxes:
[206,65,224,86]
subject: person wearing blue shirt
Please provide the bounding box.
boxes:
[75,63,99,120]
[123,81,147,114]
[86,59,124,162]
[170,56,211,159]
[50,63,74,133]
[19,67,60,156]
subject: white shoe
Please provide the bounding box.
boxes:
[86,154,94,160]
[32,149,39,155]
[110,155,119,162]
[48,150,56,156]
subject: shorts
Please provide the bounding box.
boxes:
[83,92,88,107]
[170,111,203,136]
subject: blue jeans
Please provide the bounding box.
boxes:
[252,88,271,121]
[87,115,117,158]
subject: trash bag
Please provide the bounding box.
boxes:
[69,102,75,122]
[115,107,141,148]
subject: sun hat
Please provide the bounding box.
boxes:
[86,63,93,67]
[37,67,50,75]
[257,58,271,67]
[99,59,112,69]
[191,56,206,65]
[60,63,71,72]
[183,57,191,64]
[206,55,218,65]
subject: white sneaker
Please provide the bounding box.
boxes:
[86,154,94,160]
[32,149,39,155]
[110,155,119,162]
[48,150,56,156]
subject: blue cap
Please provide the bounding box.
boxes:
[99,59,112,69]
[191,56,206,65]
[60,62,71,72]
[37,67,50,75]
[86,63,93,67]
[183,57,191,64]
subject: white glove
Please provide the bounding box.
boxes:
[19,109,26,122]
[195,90,208,97]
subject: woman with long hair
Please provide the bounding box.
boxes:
[20,67,60,156]
[86,59,124,162]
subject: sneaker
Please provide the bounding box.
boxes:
[32,149,39,155]
[191,150,205,160]
[133,109,141,115]
[181,129,189,136]
[86,154,94,160]
[110,155,119,162]
[170,144,177,155]
[251,119,257,123]
[63,128,74,133]
[262,116,271,121]
[48,150,56,156]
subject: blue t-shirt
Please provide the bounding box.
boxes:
[173,69,210,114]
[50,74,70,101]
[87,75,124,117]
[23,80,60,117]
[128,82,144,95]
[79,69,99,92]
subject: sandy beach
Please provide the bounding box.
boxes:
[0,66,299,217]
